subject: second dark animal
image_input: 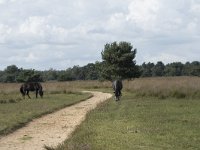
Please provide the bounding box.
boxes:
[112,80,123,101]
[20,82,43,99]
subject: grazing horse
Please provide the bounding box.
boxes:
[20,82,43,99]
[112,80,123,101]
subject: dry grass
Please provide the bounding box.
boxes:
[42,81,111,93]
[0,83,21,93]
[0,81,110,94]
[0,81,111,103]
[0,77,199,101]
[124,76,200,98]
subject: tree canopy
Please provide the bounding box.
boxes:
[101,41,138,81]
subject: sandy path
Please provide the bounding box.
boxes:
[0,91,112,150]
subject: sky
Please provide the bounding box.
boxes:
[0,0,199,70]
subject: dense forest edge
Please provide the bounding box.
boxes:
[0,61,199,83]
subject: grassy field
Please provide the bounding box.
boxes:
[1,77,200,149]
[54,77,200,150]
[0,83,92,136]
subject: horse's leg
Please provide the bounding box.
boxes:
[22,92,25,99]
[36,90,38,98]
[115,90,118,101]
[116,90,120,101]
[38,89,43,98]
[21,90,25,99]
[20,87,25,99]
[27,90,31,99]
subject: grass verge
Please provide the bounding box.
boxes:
[56,92,200,150]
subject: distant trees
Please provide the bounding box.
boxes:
[42,68,58,81]
[183,61,200,76]
[0,61,199,83]
[0,65,43,83]
[165,62,184,76]
[140,62,154,77]
[2,65,20,82]
[57,63,99,81]
[140,61,200,77]
[152,61,165,76]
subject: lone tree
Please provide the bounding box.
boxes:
[101,41,137,81]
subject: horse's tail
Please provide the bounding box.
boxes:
[39,83,43,91]
[20,85,25,97]
[37,83,43,98]
[20,86,23,94]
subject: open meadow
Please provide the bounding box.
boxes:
[0,77,200,150]
[55,77,200,150]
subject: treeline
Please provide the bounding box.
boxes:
[0,63,101,83]
[140,61,200,77]
[0,61,199,83]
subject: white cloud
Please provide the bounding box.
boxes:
[0,0,199,70]
[0,24,12,43]
[19,16,48,35]
[127,0,161,31]
[190,0,200,14]
[0,0,5,4]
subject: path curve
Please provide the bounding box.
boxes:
[0,91,112,150]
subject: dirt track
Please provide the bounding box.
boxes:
[0,91,112,150]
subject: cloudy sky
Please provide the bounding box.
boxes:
[0,0,199,70]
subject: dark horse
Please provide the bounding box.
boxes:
[20,82,43,99]
[112,80,123,101]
